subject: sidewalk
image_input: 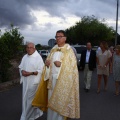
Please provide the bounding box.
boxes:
[0,78,20,92]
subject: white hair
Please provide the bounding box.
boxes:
[26,41,35,48]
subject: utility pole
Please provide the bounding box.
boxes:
[115,0,119,46]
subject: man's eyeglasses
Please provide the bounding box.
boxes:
[55,36,65,39]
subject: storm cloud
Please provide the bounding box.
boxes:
[0,0,119,27]
[0,0,120,45]
[0,0,68,27]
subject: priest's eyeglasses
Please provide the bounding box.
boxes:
[55,36,65,39]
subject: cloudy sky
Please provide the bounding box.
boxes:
[0,0,120,45]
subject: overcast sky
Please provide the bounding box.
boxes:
[0,0,120,45]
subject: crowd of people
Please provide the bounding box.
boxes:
[80,41,120,95]
[18,30,120,120]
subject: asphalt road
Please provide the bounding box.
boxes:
[0,70,120,120]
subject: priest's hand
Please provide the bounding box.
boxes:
[32,71,38,75]
[54,61,61,67]
[45,59,51,67]
[22,70,31,77]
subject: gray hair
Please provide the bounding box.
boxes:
[26,42,35,48]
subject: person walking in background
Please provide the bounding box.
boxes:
[109,46,114,73]
[71,45,77,60]
[80,42,96,92]
[19,42,44,120]
[96,41,112,94]
[96,46,101,53]
[112,45,120,96]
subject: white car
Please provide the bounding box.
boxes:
[38,50,50,57]
[71,45,86,67]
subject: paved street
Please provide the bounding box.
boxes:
[0,70,120,120]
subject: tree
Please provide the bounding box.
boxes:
[0,25,24,58]
[0,25,24,82]
[35,44,42,50]
[0,38,11,82]
[65,16,115,45]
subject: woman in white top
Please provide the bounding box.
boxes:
[96,41,112,93]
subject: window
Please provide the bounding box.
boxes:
[74,47,86,54]
[41,51,47,53]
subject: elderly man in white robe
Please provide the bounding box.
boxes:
[19,42,44,120]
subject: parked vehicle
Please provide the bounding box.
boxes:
[71,45,87,67]
[93,46,98,51]
[38,50,50,57]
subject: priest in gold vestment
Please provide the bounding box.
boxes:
[32,30,80,120]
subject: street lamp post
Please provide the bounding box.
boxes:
[115,0,119,46]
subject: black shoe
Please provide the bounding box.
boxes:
[97,89,100,94]
[84,88,87,91]
[85,89,89,92]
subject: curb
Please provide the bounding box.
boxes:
[0,78,20,92]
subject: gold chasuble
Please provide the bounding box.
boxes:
[32,44,80,119]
